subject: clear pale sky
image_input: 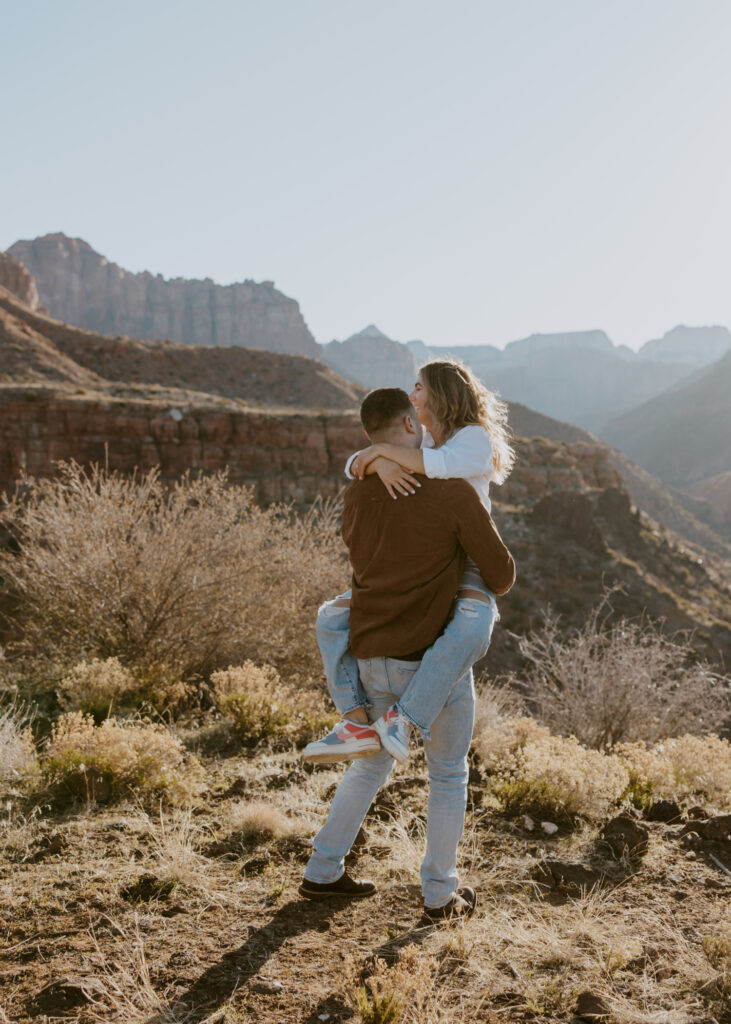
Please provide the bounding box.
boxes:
[3,0,731,349]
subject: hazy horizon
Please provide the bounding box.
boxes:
[4,1,731,351]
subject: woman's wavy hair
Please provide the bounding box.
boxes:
[420,358,515,484]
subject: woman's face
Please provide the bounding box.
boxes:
[409,374,435,432]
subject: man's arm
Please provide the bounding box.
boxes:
[445,481,515,596]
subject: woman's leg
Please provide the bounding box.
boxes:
[315,591,368,719]
[394,592,496,740]
[302,595,378,764]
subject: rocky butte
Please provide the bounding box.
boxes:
[8,234,320,358]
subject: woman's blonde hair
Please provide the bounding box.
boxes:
[420,358,515,484]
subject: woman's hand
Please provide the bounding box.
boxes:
[351,445,383,479]
[372,457,421,499]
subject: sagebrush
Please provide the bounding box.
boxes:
[512,608,730,749]
[41,711,203,805]
[473,715,629,822]
[0,463,348,686]
[0,702,37,797]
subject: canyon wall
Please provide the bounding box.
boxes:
[0,389,621,505]
[8,234,320,358]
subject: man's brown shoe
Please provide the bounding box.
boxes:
[299,871,376,900]
[420,886,477,924]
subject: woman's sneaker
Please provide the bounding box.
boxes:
[302,720,381,764]
[373,705,411,764]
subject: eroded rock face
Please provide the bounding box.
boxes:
[0,391,367,504]
[8,234,320,358]
[0,389,624,506]
[0,252,41,311]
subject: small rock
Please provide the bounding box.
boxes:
[541,821,559,835]
[646,799,683,823]
[678,813,731,843]
[522,815,535,831]
[601,815,649,859]
[576,989,610,1020]
[533,860,604,894]
[250,976,284,994]
[29,977,107,1015]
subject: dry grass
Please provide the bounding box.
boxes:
[512,607,730,749]
[0,462,347,687]
[226,800,302,842]
[0,701,37,798]
[616,733,731,811]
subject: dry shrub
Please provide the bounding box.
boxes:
[473,716,629,823]
[513,609,729,749]
[211,661,337,748]
[211,662,291,744]
[41,712,202,806]
[616,734,731,811]
[0,463,347,685]
[353,946,438,1024]
[0,702,37,796]
[58,657,138,718]
[227,799,300,842]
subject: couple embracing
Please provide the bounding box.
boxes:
[299,359,516,925]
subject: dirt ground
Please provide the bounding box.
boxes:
[2,744,730,1024]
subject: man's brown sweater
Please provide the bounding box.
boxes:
[342,475,515,659]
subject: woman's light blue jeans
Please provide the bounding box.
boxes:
[316,563,497,740]
[304,656,475,908]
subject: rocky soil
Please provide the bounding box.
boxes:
[2,744,730,1024]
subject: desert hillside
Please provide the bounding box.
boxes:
[0,285,362,412]
[1,465,729,1024]
[600,350,731,488]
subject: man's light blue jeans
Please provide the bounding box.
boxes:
[303,656,475,908]
[316,564,497,740]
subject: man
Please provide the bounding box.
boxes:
[299,388,515,923]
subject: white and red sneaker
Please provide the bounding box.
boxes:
[302,720,382,764]
[373,705,411,764]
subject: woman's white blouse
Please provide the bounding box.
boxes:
[421,425,493,511]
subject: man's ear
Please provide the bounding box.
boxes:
[404,414,419,435]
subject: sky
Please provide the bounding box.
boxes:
[3,0,731,350]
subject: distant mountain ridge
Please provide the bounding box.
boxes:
[8,234,320,359]
[325,324,728,433]
[600,349,731,489]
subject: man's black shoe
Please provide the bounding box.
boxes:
[419,885,477,925]
[299,871,376,900]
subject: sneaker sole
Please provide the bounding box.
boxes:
[298,883,376,900]
[302,746,381,765]
[373,723,409,764]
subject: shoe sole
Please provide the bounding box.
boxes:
[298,883,376,900]
[373,723,409,764]
[301,745,381,765]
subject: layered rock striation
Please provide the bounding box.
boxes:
[8,234,320,357]
[0,252,42,312]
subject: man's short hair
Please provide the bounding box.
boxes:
[360,388,414,436]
